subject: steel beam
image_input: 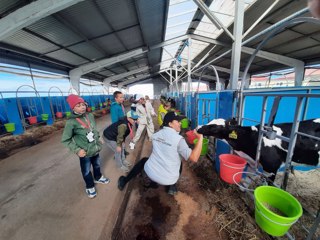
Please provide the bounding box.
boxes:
[0,0,84,41]
[229,0,244,89]
[192,0,234,41]
[69,48,147,77]
[103,66,149,85]
[118,74,151,88]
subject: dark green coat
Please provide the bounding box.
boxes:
[61,112,102,157]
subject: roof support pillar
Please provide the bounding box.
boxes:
[187,37,192,93]
[0,0,84,41]
[69,71,81,94]
[229,0,244,90]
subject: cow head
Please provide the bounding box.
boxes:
[197,118,240,141]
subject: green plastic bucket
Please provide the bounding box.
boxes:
[254,186,302,237]
[4,123,15,132]
[181,118,189,129]
[91,106,96,111]
[194,138,209,156]
[41,114,49,121]
[65,111,71,118]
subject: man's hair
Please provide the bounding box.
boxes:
[113,91,122,99]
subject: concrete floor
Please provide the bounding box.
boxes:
[0,114,141,240]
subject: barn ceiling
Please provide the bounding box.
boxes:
[0,0,318,87]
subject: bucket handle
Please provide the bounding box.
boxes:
[222,162,246,170]
[256,208,298,226]
[232,171,262,192]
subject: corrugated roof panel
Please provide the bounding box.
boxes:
[136,0,167,45]
[272,38,320,55]
[59,1,113,38]
[68,42,105,61]
[97,69,115,77]
[290,46,320,59]
[92,34,126,56]
[0,0,21,15]
[124,62,139,70]
[109,66,127,74]
[136,58,148,66]
[27,16,83,46]
[2,30,59,54]
[291,23,320,35]
[96,0,139,29]
[262,31,302,50]
[46,49,87,66]
[117,26,143,50]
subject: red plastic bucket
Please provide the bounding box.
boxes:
[219,154,247,184]
[28,116,37,125]
[56,112,63,118]
[186,130,197,144]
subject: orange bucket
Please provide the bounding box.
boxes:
[56,112,63,118]
[219,154,247,184]
[185,130,197,144]
[28,116,37,125]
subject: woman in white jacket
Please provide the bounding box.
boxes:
[129,95,156,149]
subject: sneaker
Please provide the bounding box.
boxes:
[118,176,126,191]
[86,187,97,198]
[129,142,135,150]
[120,165,130,173]
[94,175,110,184]
[123,160,132,167]
[167,184,178,195]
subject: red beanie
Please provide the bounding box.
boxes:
[67,94,85,110]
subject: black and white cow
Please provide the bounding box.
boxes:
[197,118,320,179]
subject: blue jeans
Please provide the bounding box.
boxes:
[79,154,102,188]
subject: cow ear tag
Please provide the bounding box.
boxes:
[229,130,238,139]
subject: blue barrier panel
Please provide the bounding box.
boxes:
[197,92,218,126]
[190,93,198,129]
[242,88,320,126]
[218,91,234,120]
[41,97,53,125]
[215,91,234,173]
[306,89,320,119]
[5,98,23,135]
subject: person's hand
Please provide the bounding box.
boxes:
[193,129,203,140]
[77,149,86,157]
[116,146,122,153]
[99,137,105,145]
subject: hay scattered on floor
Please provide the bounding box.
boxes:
[189,157,272,240]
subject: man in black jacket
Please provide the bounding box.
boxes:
[104,110,139,172]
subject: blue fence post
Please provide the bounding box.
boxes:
[5,98,24,135]
[41,97,54,125]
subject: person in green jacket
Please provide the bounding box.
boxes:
[103,110,139,173]
[61,94,110,199]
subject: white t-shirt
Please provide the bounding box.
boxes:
[144,127,192,185]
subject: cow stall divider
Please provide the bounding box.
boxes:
[239,91,320,239]
[16,85,48,130]
[236,16,320,239]
[48,86,67,121]
[0,92,11,136]
[81,88,94,112]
